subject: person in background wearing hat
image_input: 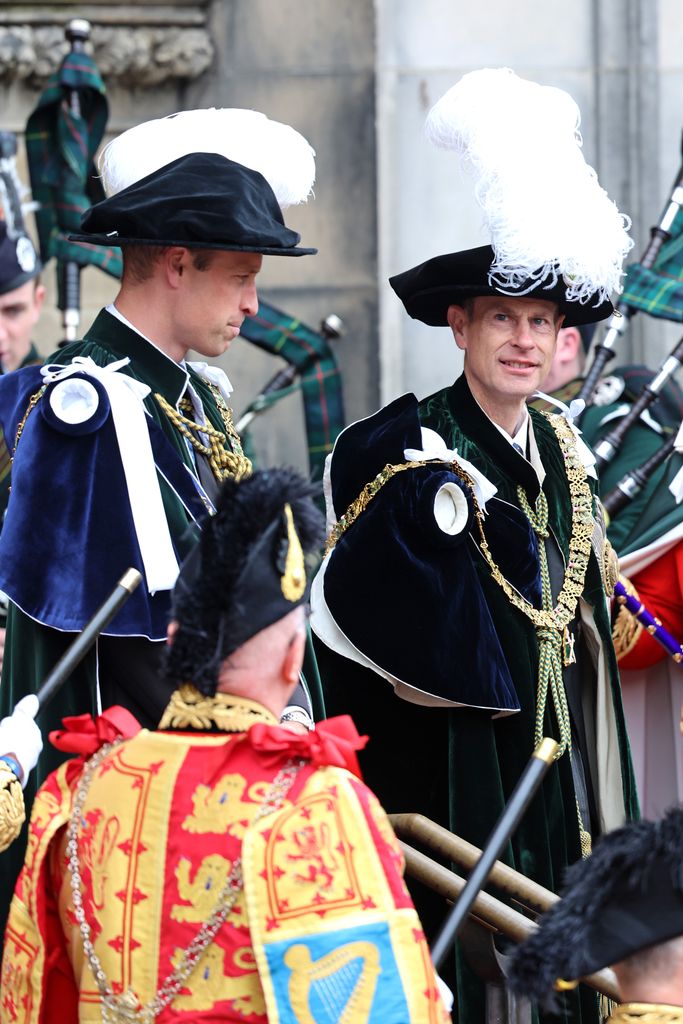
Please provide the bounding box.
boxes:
[507,805,683,1021]
[0,108,318,939]
[0,223,45,677]
[0,468,451,1024]
[0,222,44,377]
[312,70,638,1024]
[536,328,683,819]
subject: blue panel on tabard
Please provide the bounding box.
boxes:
[264,920,411,1023]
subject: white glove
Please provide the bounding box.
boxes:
[0,695,43,788]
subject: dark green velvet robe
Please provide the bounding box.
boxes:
[316,374,638,1024]
[0,309,233,935]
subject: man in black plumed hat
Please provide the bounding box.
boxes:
[508,806,683,1019]
[0,467,451,1023]
[0,108,318,938]
[311,70,638,1024]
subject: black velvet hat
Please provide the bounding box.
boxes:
[389,245,614,329]
[0,221,41,295]
[70,152,317,257]
[166,468,325,696]
[507,806,683,1010]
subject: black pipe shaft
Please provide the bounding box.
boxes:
[430,737,559,970]
[36,568,142,711]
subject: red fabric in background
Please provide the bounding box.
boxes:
[619,540,683,669]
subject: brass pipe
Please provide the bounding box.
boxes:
[400,842,620,1002]
[391,812,557,914]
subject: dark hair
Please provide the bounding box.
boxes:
[122,245,216,284]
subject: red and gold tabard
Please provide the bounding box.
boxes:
[1,694,450,1023]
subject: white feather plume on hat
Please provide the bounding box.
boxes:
[425,68,633,304]
[98,108,315,210]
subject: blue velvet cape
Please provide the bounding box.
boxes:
[0,365,208,638]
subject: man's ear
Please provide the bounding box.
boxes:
[447,304,468,351]
[558,325,581,362]
[164,247,190,288]
[282,628,306,686]
[166,620,179,646]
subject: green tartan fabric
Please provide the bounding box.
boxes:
[238,298,345,483]
[25,50,123,295]
[621,207,683,322]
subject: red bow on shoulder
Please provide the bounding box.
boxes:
[50,706,142,756]
[247,715,368,779]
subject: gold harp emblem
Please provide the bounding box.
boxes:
[281,503,306,602]
[284,941,380,1023]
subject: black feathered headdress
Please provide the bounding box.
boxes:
[507,806,683,1011]
[165,468,324,695]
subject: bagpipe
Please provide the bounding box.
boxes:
[571,131,683,518]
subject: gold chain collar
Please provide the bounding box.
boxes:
[326,412,596,632]
[158,685,278,732]
[609,1004,683,1023]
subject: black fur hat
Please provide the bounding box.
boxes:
[165,468,324,696]
[507,806,683,1011]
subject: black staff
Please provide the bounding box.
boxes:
[36,567,142,711]
[430,736,559,970]
[575,145,683,417]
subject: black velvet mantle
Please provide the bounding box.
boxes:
[322,394,521,711]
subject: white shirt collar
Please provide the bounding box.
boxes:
[105,303,190,381]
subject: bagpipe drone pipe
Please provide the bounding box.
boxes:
[575,128,683,427]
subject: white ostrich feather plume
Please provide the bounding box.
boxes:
[98,108,316,210]
[426,68,633,303]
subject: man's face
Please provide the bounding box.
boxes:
[448,295,563,418]
[0,279,45,372]
[175,250,263,360]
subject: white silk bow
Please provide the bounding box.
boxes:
[404,427,498,510]
[41,357,179,594]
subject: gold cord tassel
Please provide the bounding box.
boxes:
[0,765,25,853]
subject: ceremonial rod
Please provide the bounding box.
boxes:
[235,313,344,434]
[58,18,91,346]
[575,147,683,416]
[612,578,683,664]
[400,843,620,1002]
[390,812,556,914]
[36,567,142,711]
[430,737,559,970]
[591,332,683,469]
[602,430,678,519]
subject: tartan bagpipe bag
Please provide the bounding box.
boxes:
[238,299,345,485]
